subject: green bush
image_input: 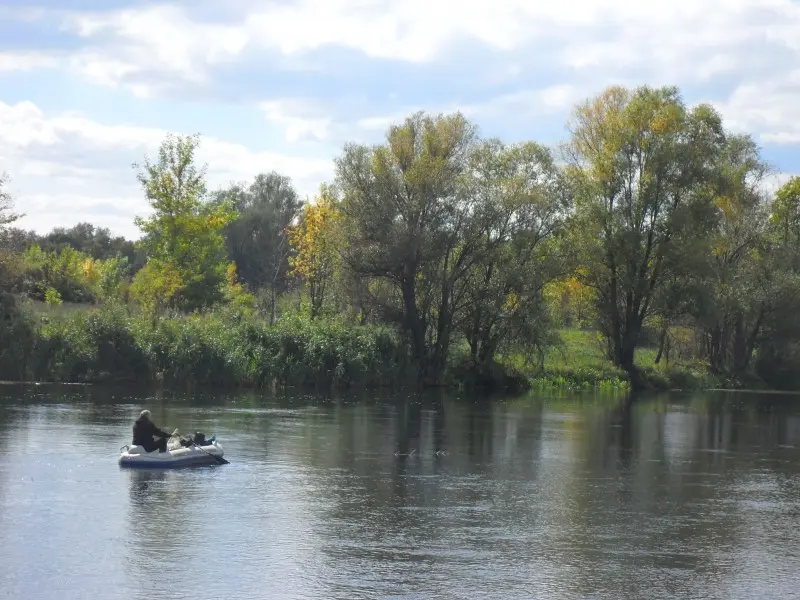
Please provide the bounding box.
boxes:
[0,294,37,380]
[0,296,768,394]
[0,304,412,389]
[447,352,531,392]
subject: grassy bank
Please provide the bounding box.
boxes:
[514,328,744,393]
[0,299,752,393]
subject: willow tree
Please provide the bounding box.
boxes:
[692,134,771,374]
[335,111,569,384]
[335,111,479,384]
[566,85,723,384]
[457,139,570,372]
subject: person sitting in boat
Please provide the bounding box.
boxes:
[132,410,171,453]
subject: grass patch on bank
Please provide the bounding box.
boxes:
[502,328,735,393]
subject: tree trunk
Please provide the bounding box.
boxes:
[611,313,643,389]
[401,272,427,387]
[731,309,764,374]
[732,313,747,374]
[706,325,724,374]
[269,286,276,326]
[654,326,668,364]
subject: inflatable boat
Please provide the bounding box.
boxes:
[119,440,225,468]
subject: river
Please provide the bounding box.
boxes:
[1,384,799,599]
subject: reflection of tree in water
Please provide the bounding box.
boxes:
[610,394,635,470]
[394,395,422,460]
[0,397,20,509]
[559,391,800,598]
[0,384,39,463]
[294,391,546,589]
[465,398,493,463]
[433,395,446,456]
[0,393,17,442]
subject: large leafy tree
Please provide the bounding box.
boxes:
[131,133,235,312]
[752,176,800,387]
[565,85,724,384]
[691,134,772,374]
[457,139,570,372]
[335,112,479,384]
[770,176,800,249]
[215,172,302,323]
[335,111,569,384]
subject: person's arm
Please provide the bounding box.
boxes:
[145,421,170,438]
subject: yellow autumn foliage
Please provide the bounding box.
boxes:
[287,185,341,282]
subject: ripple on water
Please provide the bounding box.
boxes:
[2,391,800,599]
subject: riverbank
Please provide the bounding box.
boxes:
[0,301,760,394]
[525,328,761,393]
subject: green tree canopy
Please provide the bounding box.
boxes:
[131,133,235,312]
[565,85,725,383]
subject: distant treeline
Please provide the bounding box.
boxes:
[2,83,800,392]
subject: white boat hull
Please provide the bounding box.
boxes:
[119,442,225,468]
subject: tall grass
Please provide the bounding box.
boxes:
[2,302,412,389]
[0,298,754,393]
[501,328,733,392]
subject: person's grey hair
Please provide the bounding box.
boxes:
[139,409,151,420]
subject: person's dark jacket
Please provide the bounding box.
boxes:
[132,417,170,446]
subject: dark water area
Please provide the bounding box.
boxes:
[1,384,799,599]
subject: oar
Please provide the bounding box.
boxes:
[190,439,229,465]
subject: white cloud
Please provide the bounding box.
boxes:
[764,172,799,196]
[717,71,800,145]
[59,4,248,94]
[240,0,800,71]
[66,52,146,94]
[259,100,333,143]
[53,0,800,82]
[4,0,798,150]
[259,84,586,147]
[0,101,334,238]
[259,98,414,146]
[460,84,585,120]
[0,52,59,72]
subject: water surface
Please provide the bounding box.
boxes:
[1,385,799,599]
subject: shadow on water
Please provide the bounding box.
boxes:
[127,468,168,507]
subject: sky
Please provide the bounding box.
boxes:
[0,0,798,239]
